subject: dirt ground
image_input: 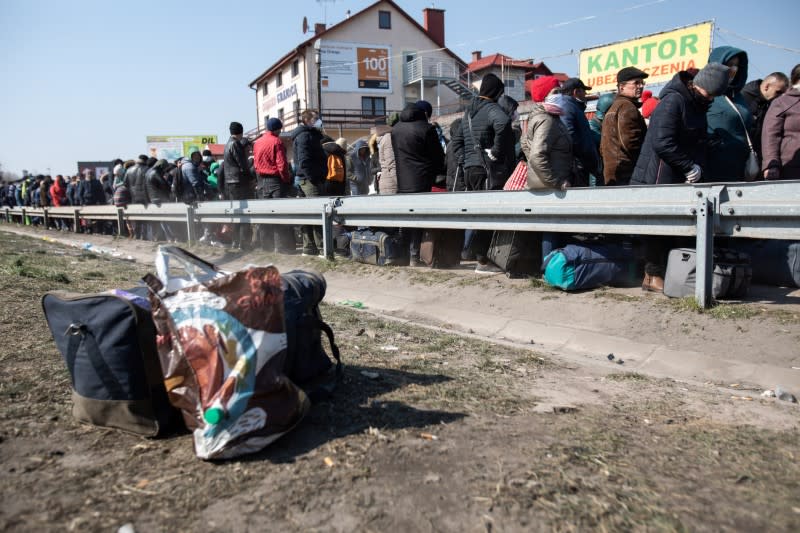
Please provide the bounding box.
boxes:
[1,229,799,532]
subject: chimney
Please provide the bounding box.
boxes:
[472,51,482,62]
[314,23,326,35]
[422,8,445,48]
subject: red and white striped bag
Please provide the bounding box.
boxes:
[503,161,528,191]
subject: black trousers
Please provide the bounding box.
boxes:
[257,176,295,253]
[225,181,253,247]
[464,166,493,262]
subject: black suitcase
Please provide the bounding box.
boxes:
[420,229,463,268]
[350,229,409,266]
[42,286,179,436]
[487,231,542,278]
[724,239,800,288]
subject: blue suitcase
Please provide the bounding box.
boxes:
[350,229,409,266]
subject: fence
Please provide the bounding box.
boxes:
[4,181,800,308]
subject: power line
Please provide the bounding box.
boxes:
[716,27,800,55]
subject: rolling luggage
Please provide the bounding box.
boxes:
[487,231,541,278]
[420,229,463,268]
[350,229,409,266]
[42,286,179,437]
[724,239,800,288]
[664,248,752,299]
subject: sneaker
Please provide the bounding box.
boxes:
[301,251,319,257]
[475,261,504,274]
[410,256,426,267]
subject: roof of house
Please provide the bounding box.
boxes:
[466,53,537,74]
[248,0,465,88]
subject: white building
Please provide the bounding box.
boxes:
[247,0,471,141]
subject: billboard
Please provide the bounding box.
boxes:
[320,40,391,92]
[579,21,713,93]
[146,135,218,160]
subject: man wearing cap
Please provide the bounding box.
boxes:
[127,154,150,239]
[631,62,730,292]
[600,67,649,186]
[449,73,513,272]
[561,77,602,186]
[253,118,294,253]
[223,121,255,250]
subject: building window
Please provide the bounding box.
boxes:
[291,60,299,78]
[293,100,301,118]
[362,96,386,117]
[277,108,284,121]
[263,115,270,130]
[276,71,283,87]
[505,79,516,88]
[261,82,268,96]
[378,10,391,29]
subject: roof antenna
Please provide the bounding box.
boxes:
[316,0,337,25]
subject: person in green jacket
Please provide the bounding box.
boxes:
[705,46,753,181]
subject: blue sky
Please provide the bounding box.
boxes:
[1,0,797,176]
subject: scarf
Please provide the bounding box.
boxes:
[542,94,567,115]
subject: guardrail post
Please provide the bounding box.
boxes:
[116,208,125,237]
[21,208,27,226]
[695,194,714,309]
[321,200,335,260]
[185,204,196,242]
[73,209,80,233]
[43,208,50,229]
[4,208,9,223]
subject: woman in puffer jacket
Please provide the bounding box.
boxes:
[377,112,399,195]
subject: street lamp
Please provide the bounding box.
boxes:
[314,39,322,118]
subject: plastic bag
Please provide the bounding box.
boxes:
[146,246,309,460]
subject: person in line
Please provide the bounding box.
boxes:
[377,113,399,195]
[145,159,175,242]
[631,62,730,292]
[253,118,295,253]
[761,64,800,180]
[640,90,660,125]
[391,101,445,265]
[589,93,615,148]
[221,121,254,250]
[705,46,752,181]
[560,77,602,186]
[346,139,372,196]
[291,109,327,256]
[322,137,348,197]
[449,73,513,272]
[741,71,789,161]
[601,67,649,186]
[126,155,150,239]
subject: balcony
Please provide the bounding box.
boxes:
[404,56,460,84]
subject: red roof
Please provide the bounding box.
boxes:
[205,144,225,157]
[552,72,569,82]
[466,54,535,73]
[248,0,465,88]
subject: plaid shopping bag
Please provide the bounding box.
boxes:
[503,161,528,191]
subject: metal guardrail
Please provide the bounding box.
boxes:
[4,181,800,308]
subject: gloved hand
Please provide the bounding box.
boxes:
[685,164,702,183]
[484,149,497,162]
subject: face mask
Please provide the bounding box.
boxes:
[313,118,323,129]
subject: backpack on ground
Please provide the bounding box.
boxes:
[326,154,345,182]
[664,248,752,299]
[350,228,410,266]
[42,286,180,437]
[543,243,637,291]
[722,239,800,288]
[282,270,342,402]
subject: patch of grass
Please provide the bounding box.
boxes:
[0,257,71,284]
[83,271,106,279]
[663,297,762,320]
[606,372,650,382]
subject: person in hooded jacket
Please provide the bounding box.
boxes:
[391,102,445,263]
[631,62,730,292]
[292,109,327,255]
[144,159,176,241]
[377,113,399,195]
[346,139,372,196]
[561,77,603,186]
[589,93,615,147]
[741,72,789,161]
[705,46,753,181]
[762,64,800,180]
[445,119,464,191]
[322,137,348,197]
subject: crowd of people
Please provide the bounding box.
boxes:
[2,46,798,293]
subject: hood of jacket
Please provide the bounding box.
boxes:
[709,46,748,92]
[497,95,519,118]
[322,141,345,156]
[349,139,369,158]
[399,104,427,123]
[595,93,616,120]
[290,124,314,140]
[465,96,494,119]
[741,79,765,104]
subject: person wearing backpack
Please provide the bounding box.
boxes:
[322,137,347,197]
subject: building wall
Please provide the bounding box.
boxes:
[477,66,528,102]
[253,1,464,132]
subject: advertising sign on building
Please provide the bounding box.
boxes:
[146,135,218,160]
[579,21,713,93]
[320,40,391,92]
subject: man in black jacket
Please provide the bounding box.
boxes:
[223,121,255,250]
[127,154,150,239]
[449,73,512,272]
[291,109,327,256]
[741,72,789,159]
[391,102,446,263]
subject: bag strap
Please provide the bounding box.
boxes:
[723,96,755,152]
[65,324,126,399]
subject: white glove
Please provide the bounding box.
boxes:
[484,149,497,162]
[685,164,702,183]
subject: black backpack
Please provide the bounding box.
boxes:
[42,286,180,436]
[281,269,342,402]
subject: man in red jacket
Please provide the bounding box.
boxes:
[253,118,295,253]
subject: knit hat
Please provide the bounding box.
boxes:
[529,76,560,102]
[479,73,505,101]
[229,121,244,135]
[137,154,148,164]
[616,66,649,84]
[641,91,660,119]
[267,118,283,132]
[693,62,730,97]
[415,100,433,118]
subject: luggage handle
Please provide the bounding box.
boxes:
[65,323,127,399]
[681,252,691,262]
